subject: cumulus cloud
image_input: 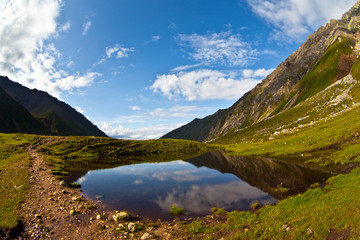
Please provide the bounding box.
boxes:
[246,0,357,41]
[155,181,276,214]
[0,0,100,98]
[100,122,131,137]
[99,122,184,139]
[177,31,258,66]
[82,20,92,36]
[242,68,275,78]
[150,69,263,101]
[75,106,85,114]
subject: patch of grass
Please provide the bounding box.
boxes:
[184,167,360,239]
[294,37,356,105]
[0,133,35,230]
[188,220,207,234]
[211,207,228,215]
[170,205,185,216]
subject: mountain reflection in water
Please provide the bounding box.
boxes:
[75,151,332,220]
[185,151,333,199]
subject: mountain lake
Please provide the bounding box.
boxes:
[74,151,333,220]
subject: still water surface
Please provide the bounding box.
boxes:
[75,151,332,220]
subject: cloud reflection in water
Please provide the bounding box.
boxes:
[156,181,276,214]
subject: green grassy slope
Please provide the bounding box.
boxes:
[0,134,35,231]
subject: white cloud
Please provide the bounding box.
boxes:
[152,35,161,42]
[95,44,134,66]
[150,69,261,101]
[155,181,276,214]
[82,20,92,36]
[106,45,134,59]
[242,68,275,78]
[177,31,258,66]
[127,123,184,139]
[60,21,71,32]
[99,122,184,139]
[246,0,357,41]
[150,105,212,118]
[100,122,131,137]
[0,0,100,98]
[170,63,204,72]
[130,106,141,111]
[75,106,85,114]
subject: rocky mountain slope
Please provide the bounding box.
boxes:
[162,1,360,143]
[0,76,106,137]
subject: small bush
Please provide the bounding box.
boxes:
[211,207,227,215]
[169,205,185,215]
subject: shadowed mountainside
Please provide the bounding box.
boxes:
[0,76,106,137]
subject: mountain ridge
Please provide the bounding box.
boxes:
[162,1,360,143]
[0,76,107,137]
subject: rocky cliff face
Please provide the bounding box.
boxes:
[162,1,360,142]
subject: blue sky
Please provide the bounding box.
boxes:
[0,0,357,139]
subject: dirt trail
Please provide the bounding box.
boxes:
[20,138,124,239]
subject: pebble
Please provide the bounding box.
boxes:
[69,210,77,216]
[128,222,136,232]
[141,232,152,240]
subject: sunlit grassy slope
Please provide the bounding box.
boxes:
[0,134,35,230]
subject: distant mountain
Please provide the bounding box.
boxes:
[0,76,107,137]
[162,2,360,143]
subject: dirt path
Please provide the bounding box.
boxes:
[20,138,156,239]
[20,137,117,239]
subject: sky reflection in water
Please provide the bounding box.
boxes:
[76,159,277,220]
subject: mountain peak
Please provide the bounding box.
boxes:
[162,3,360,143]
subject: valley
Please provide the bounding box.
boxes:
[2,1,360,240]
